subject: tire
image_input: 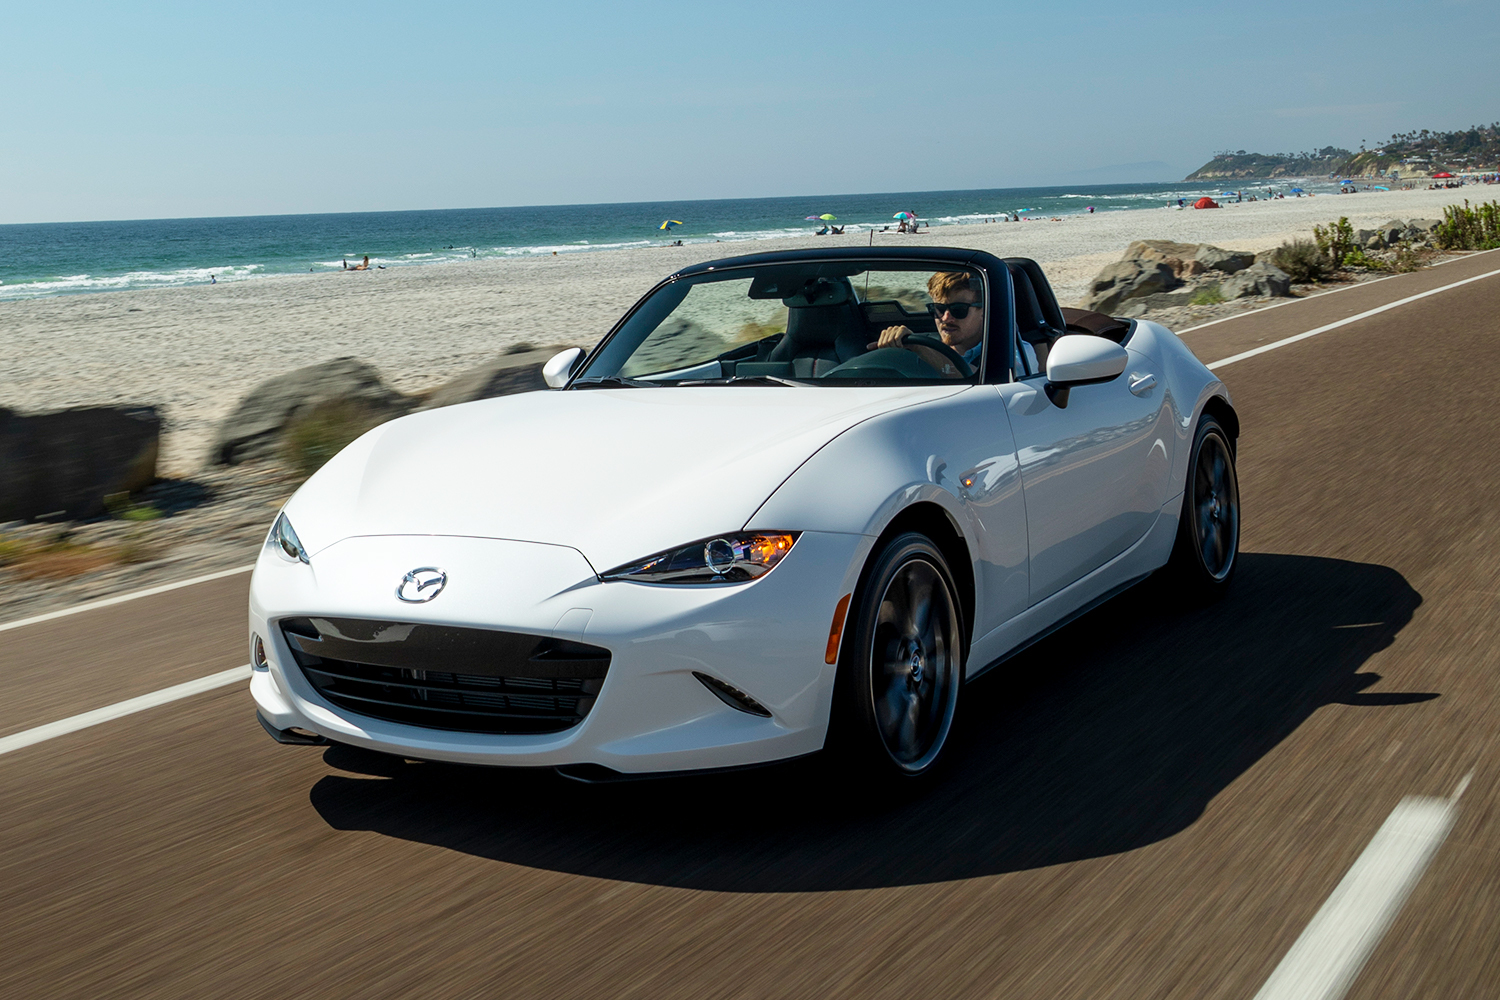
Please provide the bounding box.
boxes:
[832,532,964,781]
[1166,414,1240,597]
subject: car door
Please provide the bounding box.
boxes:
[998,349,1173,606]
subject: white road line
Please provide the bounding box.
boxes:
[0,564,254,634]
[0,665,251,757]
[1208,266,1500,370]
[1251,774,1471,1000]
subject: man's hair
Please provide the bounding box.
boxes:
[928,270,983,303]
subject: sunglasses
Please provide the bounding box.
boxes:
[927,300,983,319]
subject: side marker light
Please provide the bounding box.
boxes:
[825,593,852,664]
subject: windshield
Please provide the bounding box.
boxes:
[575,263,988,386]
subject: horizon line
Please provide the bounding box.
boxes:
[0,179,1214,229]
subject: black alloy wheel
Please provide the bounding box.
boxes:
[837,533,964,779]
[1167,414,1240,595]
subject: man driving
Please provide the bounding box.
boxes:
[873,270,986,377]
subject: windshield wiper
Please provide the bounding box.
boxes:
[570,376,659,389]
[664,375,806,388]
[724,375,807,387]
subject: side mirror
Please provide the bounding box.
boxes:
[542,347,585,389]
[1043,335,1128,407]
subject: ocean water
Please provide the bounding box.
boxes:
[0,181,1330,302]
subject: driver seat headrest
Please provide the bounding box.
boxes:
[779,277,850,308]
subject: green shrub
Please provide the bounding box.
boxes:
[1341,249,1388,271]
[280,399,386,477]
[1272,240,1334,283]
[103,492,163,521]
[1189,284,1225,306]
[0,535,26,566]
[1433,200,1500,250]
[1391,247,1424,272]
[1313,217,1356,268]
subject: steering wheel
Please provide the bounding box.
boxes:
[903,334,975,377]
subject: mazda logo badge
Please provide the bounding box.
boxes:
[396,567,448,603]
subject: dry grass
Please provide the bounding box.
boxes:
[0,533,161,579]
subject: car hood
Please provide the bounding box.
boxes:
[285,385,963,572]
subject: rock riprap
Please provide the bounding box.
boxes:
[1082,240,1293,314]
[1355,218,1441,251]
[1082,259,1180,314]
[1221,259,1292,299]
[1194,246,1256,274]
[209,357,412,466]
[0,405,160,520]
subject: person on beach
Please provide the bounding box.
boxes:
[868,271,986,378]
[345,256,371,271]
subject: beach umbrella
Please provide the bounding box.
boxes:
[1433,171,1455,179]
[819,214,837,221]
[804,216,822,221]
[1290,187,1304,193]
[659,220,683,230]
[893,211,916,220]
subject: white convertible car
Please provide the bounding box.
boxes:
[249,247,1239,781]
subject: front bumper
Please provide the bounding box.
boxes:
[249,530,869,773]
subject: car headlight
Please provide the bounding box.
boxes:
[267,512,309,564]
[602,532,799,584]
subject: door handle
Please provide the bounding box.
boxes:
[1128,373,1156,396]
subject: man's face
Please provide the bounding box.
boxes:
[931,289,984,352]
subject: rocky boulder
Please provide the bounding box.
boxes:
[210,358,412,466]
[418,346,580,412]
[1080,259,1180,314]
[1118,289,1201,318]
[1408,218,1441,235]
[1194,246,1255,274]
[1123,240,1202,277]
[1377,220,1406,245]
[0,405,160,520]
[1221,260,1292,299]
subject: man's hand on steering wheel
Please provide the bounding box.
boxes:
[867,325,974,378]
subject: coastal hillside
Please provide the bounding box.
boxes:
[1186,147,1352,181]
[1186,124,1500,179]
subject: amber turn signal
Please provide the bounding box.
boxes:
[825,593,852,664]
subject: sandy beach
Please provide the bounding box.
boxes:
[0,187,1479,474]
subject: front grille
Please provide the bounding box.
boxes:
[279,616,610,735]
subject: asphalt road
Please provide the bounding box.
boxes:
[5,252,1500,1000]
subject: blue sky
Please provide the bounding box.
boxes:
[2,0,1495,223]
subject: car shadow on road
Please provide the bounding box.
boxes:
[308,552,1434,892]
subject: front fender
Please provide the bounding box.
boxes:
[744,387,1030,638]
